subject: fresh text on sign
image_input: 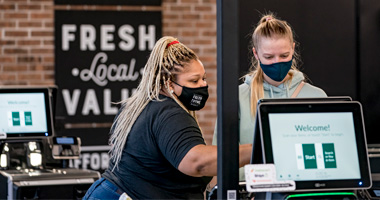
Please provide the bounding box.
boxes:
[62,24,156,51]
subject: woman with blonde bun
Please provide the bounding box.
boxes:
[213,14,327,181]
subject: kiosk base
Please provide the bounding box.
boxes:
[0,168,100,200]
[208,185,359,200]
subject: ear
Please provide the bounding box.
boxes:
[167,79,175,93]
[252,47,259,60]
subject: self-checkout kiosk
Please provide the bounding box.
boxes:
[209,97,375,200]
[250,98,372,199]
[0,87,100,200]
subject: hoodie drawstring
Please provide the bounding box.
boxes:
[270,87,274,98]
[286,82,290,97]
[268,83,289,98]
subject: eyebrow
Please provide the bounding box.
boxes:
[187,73,207,78]
[263,52,290,56]
[188,74,202,78]
[262,54,273,56]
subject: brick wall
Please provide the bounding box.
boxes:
[0,0,217,144]
[0,0,55,86]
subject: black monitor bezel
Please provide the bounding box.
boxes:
[257,101,371,191]
[256,96,352,104]
[0,87,54,138]
[250,97,353,164]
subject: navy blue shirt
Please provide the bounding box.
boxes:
[103,95,212,199]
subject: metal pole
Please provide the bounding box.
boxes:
[216,0,240,199]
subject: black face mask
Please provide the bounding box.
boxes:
[172,81,209,111]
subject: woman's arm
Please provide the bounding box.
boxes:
[178,144,252,177]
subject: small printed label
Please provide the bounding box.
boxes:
[245,164,295,192]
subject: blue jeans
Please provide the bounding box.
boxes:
[83,177,122,200]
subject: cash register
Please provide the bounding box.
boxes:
[0,87,100,199]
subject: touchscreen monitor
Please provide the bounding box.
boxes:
[0,87,54,138]
[257,101,371,191]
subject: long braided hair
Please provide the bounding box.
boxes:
[109,36,199,170]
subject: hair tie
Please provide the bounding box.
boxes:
[167,41,179,48]
[266,17,272,22]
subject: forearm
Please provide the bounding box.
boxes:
[178,144,253,177]
[178,145,218,177]
[239,143,253,167]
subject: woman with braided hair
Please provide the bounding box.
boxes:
[83,36,252,199]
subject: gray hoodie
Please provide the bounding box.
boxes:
[212,70,327,180]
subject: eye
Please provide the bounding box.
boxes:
[281,55,289,58]
[264,56,273,59]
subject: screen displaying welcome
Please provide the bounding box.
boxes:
[0,93,48,134]
[268,112,361,181]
